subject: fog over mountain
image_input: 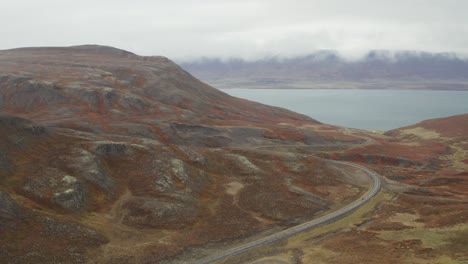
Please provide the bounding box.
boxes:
[180,50,468,90]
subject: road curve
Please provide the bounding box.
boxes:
[195,160,382,264]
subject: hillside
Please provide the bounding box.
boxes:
[0,46,466,264]
[180,51,468,90]
[221,114,467,264]
[0,45,365,263]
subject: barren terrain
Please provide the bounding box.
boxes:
[0,46,466,263]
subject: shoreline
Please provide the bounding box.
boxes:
[221,89,468,131]
[218,87,468,91]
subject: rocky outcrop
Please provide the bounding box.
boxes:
[130,156,210,196]
[58,148,114,192]
[122,197,201,229]
[110,123,158,139]
[0,114,32,127]
[0,151,12,177]
[94,141,130,156]
[52,176,87,212]
[1,78,69,112]
[22,168,87,211]
[224,154,262,175]
[176,146,207,165]
[0,191,20,220]
[40,216,108,244]
[0,114,47,136]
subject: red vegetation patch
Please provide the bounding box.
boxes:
[314,130,364,142]
[263,128,306,141]
[344,140,449,164]
[412,114,467,139]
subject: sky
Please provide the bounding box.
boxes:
[2,0,468,61]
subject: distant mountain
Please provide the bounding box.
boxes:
[180,50,468,90]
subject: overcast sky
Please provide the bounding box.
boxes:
[2,0,467,61]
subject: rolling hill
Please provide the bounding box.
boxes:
[0,45,466,264]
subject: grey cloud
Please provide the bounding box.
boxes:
[1,0,467,60]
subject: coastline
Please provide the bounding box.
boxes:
[197,79,468,91]
[221,89,468,131]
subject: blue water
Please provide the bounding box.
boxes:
[223,89,468,131]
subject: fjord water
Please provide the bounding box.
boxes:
[223,89,468,131]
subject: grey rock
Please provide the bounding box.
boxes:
[110,123,158,139]
[153,174,175,192]
[61,148,114,192]
[0,151,13,175]
[170,123,220,136]
[52,184,86,212]
[0,114,47,136]
[94,141,130,156]
[224,154,262,175]
[63,85,100,106]
[27,124,47,135]
[177,146,207,165]
[0,114,31,127]
[171,159,188,183]
[119,93,148,111]
[162,124,232,147]
[4,78,69,112]
[102,88,119,106]
[0,191,20,220]
[41,216,108,244]
[22,168,88,211]
[122,197,200,229]
[230,127,264,138]
[51,175,87,211]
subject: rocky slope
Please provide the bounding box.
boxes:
[0,45,466,264]
[217,114,467,264]
[0,45,366,263]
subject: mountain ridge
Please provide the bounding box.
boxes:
[180,50,468,90]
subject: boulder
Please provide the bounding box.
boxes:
[52,176,87,212]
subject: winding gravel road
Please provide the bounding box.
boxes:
[195,160,382,264]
